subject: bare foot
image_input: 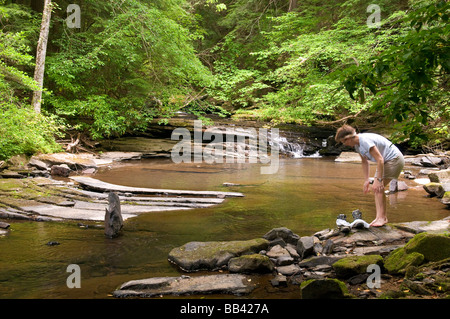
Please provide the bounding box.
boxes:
[370,218,388,227]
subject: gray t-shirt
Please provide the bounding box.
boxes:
[355,133,401,162]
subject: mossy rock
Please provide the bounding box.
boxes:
[168,238,270,271]
[384,247,424,274]
[404,232,450,262]
[300,278,351,299]
[228,254,274,273]
[332,255,384,279]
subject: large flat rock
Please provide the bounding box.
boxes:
[332,225,415,246]
[392,218,450,234]
[113,274,256,298]
[70,176,244,198]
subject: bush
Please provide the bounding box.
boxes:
[0,103,63,160]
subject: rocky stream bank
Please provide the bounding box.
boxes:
[0,133,449,299]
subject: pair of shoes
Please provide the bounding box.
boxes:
[336,210,370,232]
[351,209,367,229]
[336,214,351,233]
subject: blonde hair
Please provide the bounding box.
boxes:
[335,125,356,143]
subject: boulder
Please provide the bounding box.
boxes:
[384,248,424,275]
[429,169,450,183]
[332,255,384,279]
[300,279,350,299]
[297,236,315,259]
[403,232,450,262]
[168,238,269,271]
[423,182,447,197]
[263,227,300,245]
[228,254,274,273]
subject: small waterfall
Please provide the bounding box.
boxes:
[277,136,322,158]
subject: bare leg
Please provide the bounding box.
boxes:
[370,179,391,227]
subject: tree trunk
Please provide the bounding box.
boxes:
[31,0,52,114]
[288,0,297,11]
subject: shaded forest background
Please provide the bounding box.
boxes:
[0,0,448,160]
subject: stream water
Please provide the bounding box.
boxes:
[0,157,448,299]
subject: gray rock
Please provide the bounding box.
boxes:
[276,264,301,276]
[266,244,291,259]
[392,218,450,234]
[263,227,300,245]
[297,236,315,259]
[104,192,123,238]
[271,274,287,287]
[228,254,274,273]
[113,274,255,298]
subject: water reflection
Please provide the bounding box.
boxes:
[0,157,447,298]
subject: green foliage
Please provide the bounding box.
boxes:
[0,103,62,160]
[0,2,61,160]
[1,0,448,160]
[45,0,213,139]
[341,0,450,146]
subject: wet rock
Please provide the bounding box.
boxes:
[271,274,287,287]
[113,274,256,298]
[332,255,384,279]
[104,192,123,238]
[423,182,447,197]
[389,179,409,192]
[300,278,350,299]
[228,254,274,273]
[442,192,450,206]
[168,238,269,271]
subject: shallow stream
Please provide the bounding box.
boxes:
[0,157,447,298]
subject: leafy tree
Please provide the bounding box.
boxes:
[45,0,213,139]
[0,1,61,160]
[341,0,449,146]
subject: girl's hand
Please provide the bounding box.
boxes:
[363,180,371,194]
[372,179,384,193]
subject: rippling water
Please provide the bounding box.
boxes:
[0,157,447,298]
